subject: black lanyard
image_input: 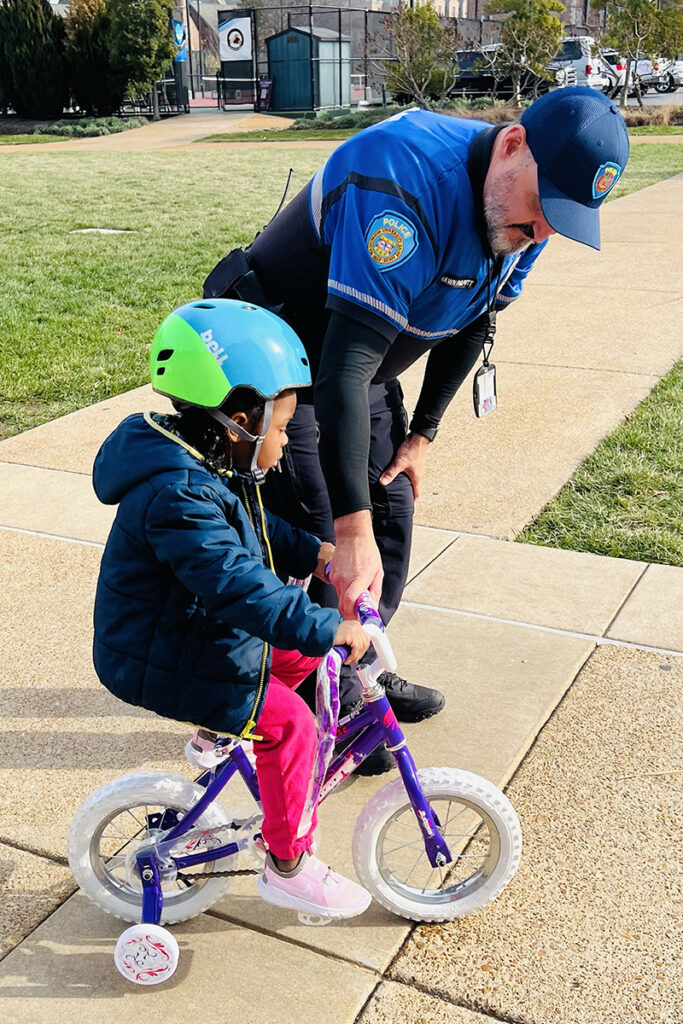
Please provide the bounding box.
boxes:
[483,259,503,367]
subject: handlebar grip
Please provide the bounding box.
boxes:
[354,590,384,631]
[333,644,351,663]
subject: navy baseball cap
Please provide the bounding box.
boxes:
[521,86,629,250]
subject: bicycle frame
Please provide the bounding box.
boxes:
[135,609,453,925]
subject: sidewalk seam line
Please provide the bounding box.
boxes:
[0,887,79,967]
[494,359,661,378]
[0,525,104,548]
[353,978,384,1024]
[384,974,529,1024]
[0,460,90,478]
[203,906,383,978]
[0,836,70,867]
[406,536,461,587]
[401,600,683,658]
[602,562,652,638]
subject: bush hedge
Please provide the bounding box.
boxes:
[292,100,683,134]
[34,115,147,136]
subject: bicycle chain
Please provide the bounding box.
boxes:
[178,866,260,880]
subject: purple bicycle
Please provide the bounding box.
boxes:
[68,592,522,986]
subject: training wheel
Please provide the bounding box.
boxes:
[297,912,332,927]
[114,923,179,985]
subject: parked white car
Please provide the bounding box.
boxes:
[599,49,669,96]
[546,37,611,92]
[654,54,683,92]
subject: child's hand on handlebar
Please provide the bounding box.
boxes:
[334,620,371,664]
[313,541,335,581]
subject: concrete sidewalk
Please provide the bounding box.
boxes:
[0,169,681,1022]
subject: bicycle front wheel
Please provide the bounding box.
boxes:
[352,767,522,922]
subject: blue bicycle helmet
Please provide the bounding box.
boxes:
[151,298,311,478]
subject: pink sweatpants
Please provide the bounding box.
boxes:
[254,648,321,859]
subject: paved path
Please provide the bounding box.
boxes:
[7,111,294,152]
[0,152,681,1022]
[6,109,681,153]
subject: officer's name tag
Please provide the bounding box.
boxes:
[473,363,497,417]
[439,274,476,289]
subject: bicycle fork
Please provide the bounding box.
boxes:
[357,662,452,869]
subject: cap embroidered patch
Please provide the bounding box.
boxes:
[592,162,621,199]
[366,212,418,270]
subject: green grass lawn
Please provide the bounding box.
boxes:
[0,147,335,438]
[627,125,683,135]
[518,359,683,566]
[0,134,73,144]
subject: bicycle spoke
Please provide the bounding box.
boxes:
[442,802,468,829]
[99,854,126,867]
[403,848,428,885]
[421,867,436,894]
[383,837,425,855]
[126,808,145,829]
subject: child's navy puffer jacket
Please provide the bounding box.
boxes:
[92,412,341,738]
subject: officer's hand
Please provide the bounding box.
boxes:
[333,620,371,664]
[313,541,335,581]
[379,432,430,500]
[329,512,383,618]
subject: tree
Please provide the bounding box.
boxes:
[65,0,126,115]
[0,0,69,118]
[107,0,176,120]
[592,0,676,106]
[378,2,460,110]
[484,0,564,106]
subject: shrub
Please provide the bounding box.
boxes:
[34,115,148,136]
[620,105,683,127]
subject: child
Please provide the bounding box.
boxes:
[92,298,372,920]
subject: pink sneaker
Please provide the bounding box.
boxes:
[185,730,256,770]
[257,850,372,919]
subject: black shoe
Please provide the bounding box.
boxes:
[379,672,445,723]
[354,744,396,776]
[336,700,396,776]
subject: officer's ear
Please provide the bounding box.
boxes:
[498,123,528,161]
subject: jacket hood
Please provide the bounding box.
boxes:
[93,412,214,505]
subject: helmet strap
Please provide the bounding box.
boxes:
[208,399,273,485]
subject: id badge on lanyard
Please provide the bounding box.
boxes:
[473,262,501,419]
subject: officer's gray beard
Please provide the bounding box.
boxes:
[484,173,534,258]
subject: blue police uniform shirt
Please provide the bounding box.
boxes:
[307,108,547,345]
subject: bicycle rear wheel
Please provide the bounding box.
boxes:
[67,772,235,924]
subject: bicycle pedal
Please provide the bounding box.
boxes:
[297,912,332,927]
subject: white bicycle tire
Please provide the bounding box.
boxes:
[67,772,233,924]
[352,767,522,922]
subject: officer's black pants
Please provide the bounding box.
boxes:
[262,379,414,707]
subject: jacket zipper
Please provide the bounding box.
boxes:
[239,482,274,742]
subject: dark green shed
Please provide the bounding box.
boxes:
[266,26,351,111]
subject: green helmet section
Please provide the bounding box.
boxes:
[150,298,312,409]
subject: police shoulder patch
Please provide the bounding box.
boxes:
[592,162,621,199]
[365,211,418,271]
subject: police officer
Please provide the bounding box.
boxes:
[204,86,629,773]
